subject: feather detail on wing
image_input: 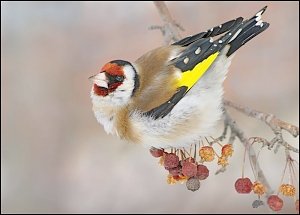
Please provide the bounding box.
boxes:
[144,6,269,120]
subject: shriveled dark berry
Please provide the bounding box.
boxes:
[182,161,197,177]
[196,164,209,180]
[267,195,283,211]
[149,147,164,157]
[164,153,179,169]
[186,177,200,192]
[235,177,253,194]
[252,199,264,208]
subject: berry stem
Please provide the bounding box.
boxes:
[204,137,211,146]
[183,148,191,158]
[180,149,186,160]
[194,144,197,161]
[278,157,289,195]
[249,148,262,181]
[210,136,223,147]
[242,140,250,178]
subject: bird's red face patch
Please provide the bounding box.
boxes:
[93,84,108,97]
[101,63,124,76]
[93,82,123,97]
[93,63,125,97]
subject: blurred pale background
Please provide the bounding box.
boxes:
[1,1,299,213]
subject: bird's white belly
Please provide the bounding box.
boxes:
[132,51,233,149]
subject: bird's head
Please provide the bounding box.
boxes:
[90,60,139,106]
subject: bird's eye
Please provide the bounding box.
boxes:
[115,76,124,82]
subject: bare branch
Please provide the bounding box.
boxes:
[152,2,183,45]
[224,99,299,153]
[224,100,299,138]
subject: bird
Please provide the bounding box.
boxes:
[89,6,269,150]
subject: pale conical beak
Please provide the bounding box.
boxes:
[89,73,108,89]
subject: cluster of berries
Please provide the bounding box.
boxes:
[235,177,298,212]
[150,142,234,191]
[234,138,298,212]
[149,138,298,213]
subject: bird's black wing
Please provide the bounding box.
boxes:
[144,7,269,120]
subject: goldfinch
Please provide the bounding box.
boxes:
[90,7,269,149]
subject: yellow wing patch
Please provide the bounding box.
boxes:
[176,52,219,90]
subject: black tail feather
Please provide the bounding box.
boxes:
[226,6,270,56]
[173,6,269,57]
[173,17,243,47]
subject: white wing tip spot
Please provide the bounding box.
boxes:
[255,15,262,22]
[228,28,242,43]
[209,37,213,42]
[256,10,264,17]
[195,47,201,55]
[218,40,223,43]
[184,57,189,64]
[255,20,263,26]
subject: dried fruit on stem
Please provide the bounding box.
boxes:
[196,164,209,180]
[199,146,215,162]
[235,177,253,194]
[182,161,197,177]
[267,195,283,211]
[279,184,296,197]
[252,181,266,196]
[167,174,177,185]
[163,152,179,169]
[173,174,188,183]
[217,156,229,167]
[150,147,164,157]
[186,177,200,191]
[167,174,187,184]
[168,165,182,176]
[221,144,234,157]
[181,157,195,166]
[252,199,264,208]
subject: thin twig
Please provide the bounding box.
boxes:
[224,100,299,138]
[224,99,299,153]
[223,110,272,194]
[152,1,183,44]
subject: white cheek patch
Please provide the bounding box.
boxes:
[111,64,136,106]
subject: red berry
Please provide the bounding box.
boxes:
[168,166,182,176]
[267,195,283,211]
[164,153,179,169]
[196,164,209,180]
[235,177,253,194]
[182,161,197,177]
[149,148,164,157]
[181,157,195,166]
